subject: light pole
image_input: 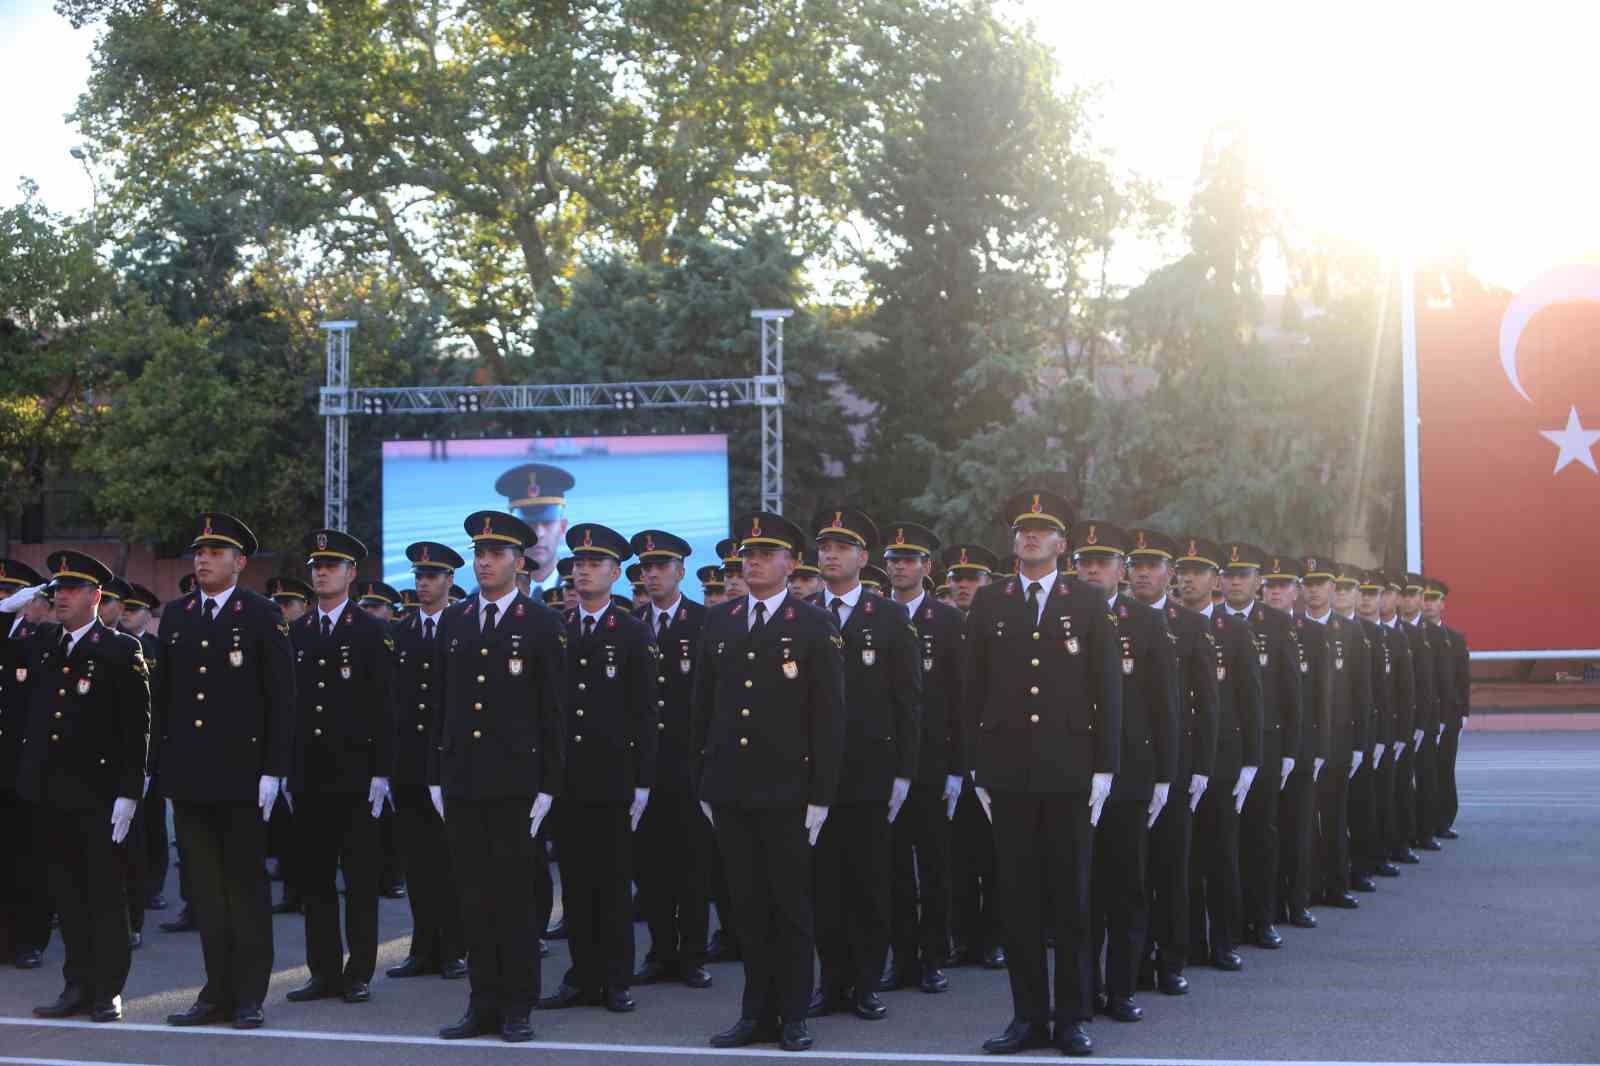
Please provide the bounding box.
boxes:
[70,145,98,241]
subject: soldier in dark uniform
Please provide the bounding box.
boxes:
[355,581,399,625]
[387,542,468,981]
[351,579,403,899]
[1399,574,1441,852]
[805,508,921,1023]
[539,524,658,1013]
[626,564,648,611]
[630,530,714,990]
[787,549,822,600]
[495,463,575,593]
[268,578,312,625]
[515,555,535,598]
[693,512,846,1053]
[698,565,726,607]
[96,577,130,631]
[396,589,419,621]
[1298,558,1363,910]
[449,584,468,605]
[158,570,202,935]
[264,577,312,917]
[1175,539,1263,973]
[1342,565,1389,892]
[1,560,54,969]
[1264,556,1327,926]
[1356,570,1404,879]
[156,513,295,1030]
[6,553,148,1022]
[859,563,889,595]
[1225,546,1302,947]
[1425,580,1467,839]
[881,522,965,995]
[281,530,394,1005]
[431,511,566,1043]
[120,584,170,917]
[716,538,748,601]
[696,556,737,962]
[1072,522,1178,1026]
[1127,530,1217,994]
[1376,573,1419,865]
[965,494,1119,1057]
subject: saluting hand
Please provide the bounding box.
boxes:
[1312,756,1325,783]
[974,787,993,823]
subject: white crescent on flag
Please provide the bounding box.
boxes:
[1498,263,1600,402]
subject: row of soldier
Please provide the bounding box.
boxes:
[0,492,1468,1055]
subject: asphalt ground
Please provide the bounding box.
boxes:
[2,732,1597,1066]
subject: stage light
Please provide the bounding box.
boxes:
[362,395,387,415]
[613,389,638,411]
[707,386,732,410]
[456,394,480,414]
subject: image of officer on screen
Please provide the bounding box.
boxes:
[494,462,574,592]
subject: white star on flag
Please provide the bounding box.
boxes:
[1539,405,1600,474]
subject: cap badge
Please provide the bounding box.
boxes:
[582,528,593,548]
[1308,557,1318,570]
[1136,530,1147,548]
[481,516,494,536]
[1030,494,1042,513]
[750,516,762,537]
[202,515,214,536]
[1231,545,1240,563]
[1085,525,1098,545]
[959,548,969,564]
[527,476,540,498]
[895,528,905,545]
[1188,539,1198,555]
[316,532,328,551]
[645,533,656,552]
[419,545,430,562]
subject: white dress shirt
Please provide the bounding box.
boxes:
[823,582,863,629]
[480,588,518,631]
[747,589,788,631]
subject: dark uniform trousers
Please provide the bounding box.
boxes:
[1145,793,1192,976]
[1372,747,1398,866]
[1393,744,1418,854]
[393,784,463,964]
[0,788,52,958]
[37,805,133,996]
[1092,798,1149,1001]
[450,797,547,1015]
[950,781,997,957]
[1313,768,1351,898]
[1413,733,1439,843]
[123,799,149,935]
[556,800,634,992]
[1240,769,1282,931]
[1190,782,1240,958]
[993,791,1094,1023]
[1436,726,1461,834]
[1278,763,1318,912]
[814,802,892,996]
[714,805,814,1024]
[1347,759,1380,882]
[142,789,171,907]
[174,801,274,1008]
[890,783,952,970]
[296,793,379,984]
[636,786,711,968]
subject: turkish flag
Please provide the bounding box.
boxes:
[1414,266,1600,653]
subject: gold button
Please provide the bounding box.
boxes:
[99,758,106,765]
[1029,686,1039,695]
[62,666,69,674]
[657,675,666,684]
[58,689,65,697]
[313,727,322,737]
[480,648,488,657]
[473,702,483,711]
[200,640,209,648]
[315,705,323,713]
[472,729,482,739]
[577,682,587,691]
[574,735,583,743]
[744,679,753,688]
[196,692,206,701]
[318,659,326,666]
[476,675,485,683]
[1030,713,1040,723]
[576,709,584,717]
[53,711,62,719]
[739,737,749,747]
[740,708,750,717]
[1030,658,1040,667]
[416,723,425,732]
[1031,632,1040,640]
[579,658,588,667]
[658,722,665,731]
[746,651,756,661]
[193,719,204,728]
[198,666,207,674]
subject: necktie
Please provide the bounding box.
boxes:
[203,598,217,623]
[483,603,499,633]
[1026,582,1041,623]
[829,597,844,630]
[656,611,668,641]
[59,630,71,659]
[424,617,435,642]
[321,615,332,640]
[751,601,767,633]
[583,616,595,640]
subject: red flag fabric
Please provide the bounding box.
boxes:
[1414,265,1600,653]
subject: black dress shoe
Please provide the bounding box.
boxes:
[1253,923,1286,946]
[981,1018,1051,1054]
[1438,827,1459,840]
[147,893,168,910]
[779,1020,813,1052]
[1158,972,1189,995]
[232,1005,265,1029]
[1323,892,1360,909]
[807,988,849,1017]
[545,917,568,940]
[129,931,143,950]
[386,956,438,978]
[286,976,342,1002]
[167,1000,226,1026]
[342,981,371,1003]
[1212,951,1243,972]
[1103,996,1142,1022]
[1352,876,1378,892]
[441,957,468,980]
[634,958,679,984]
[709,1017,779,1048]
[1055,1020,1093,1056]
[1393,849,1420,864]
[500,1016,535,1043]
[440,1007,498,1039]
[852,990,888,1020]
[91,995,124,1023]
[1288,908,1317,928]
[605,989,636,1013]
[920,967,950,993]
[684,965,712,988]
[1415,837,1442,851]
[34,983,93,1018]
[538,982,600,1010]
[983,945,1008,969]
[160,907,197,932]
[16,948,44,969]
[878,963,915,992]
[271,896,302,915]
[1375,861,1401,877]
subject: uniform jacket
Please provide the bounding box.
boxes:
[1358,617,1393,749]
[1401,619,1439,735]
[1380,620,1416,746]
[1164,599,1219,786]
[0,613,47,788]
[691,592,846,808]
[1236,603,1302,766]
[634,597,706,793]
[430,591,566,801]
[289,601,395,795]
[1106,593,1180,803]
[150,587,295,804]
[1427,621,1461,730]
[563,601,659,804]
[962,573,1121,795]
[13,619,150,810]
[1202,605,1264,782]
[1288,613,1333,764]
[1304,613,1365,767]
[1447,626,1470,725]
[390,608,444,787]
[903,594,966,785]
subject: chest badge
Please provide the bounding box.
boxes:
[782,659,800,680]
[229,649,244,668]
[340,663,352,680]
[508,657,524,677]
[1065,637,1080,655]
[861,648,876,666]
[1217,666,1227,681]
[1334,652,1344,671]
[923,655,934,672]
[77,677,92,696]
[605,663,617,679]
[1122,657,1135,675]
[14,667,26,683]
[680,657,692,674]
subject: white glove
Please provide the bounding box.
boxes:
[1413,728,1424,747]
[1147,782,1171,828]
[975,786,993,823]
[943,775,962,820]
[1348,749,1363,778]
[1280,756,1295,791]
[1312,756,1325,782]
[700,800,714,827]
[1089,772,1113,826]
[0,583,44,613]
[257,775,280,822]
[110,797,137,844]
[1437,721,1445,736]
[429,785,445,819]
[805,804,829,846]
[1394,740,1406,758]
[629,787,650,831]
[887,777,911,824]
[368,776,392,818]
[1233,766,1258,813]
[1374,742,1386,763]
[142,775,152,798]
[1188,774,1208,813]
[528,792,553,838]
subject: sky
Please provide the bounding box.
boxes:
[5,0,1599,293]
